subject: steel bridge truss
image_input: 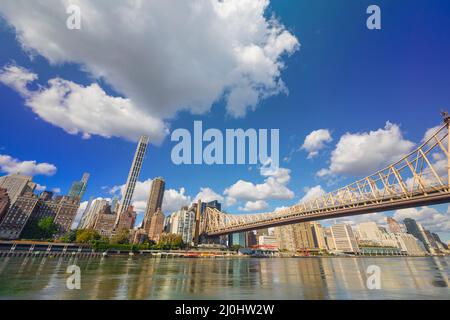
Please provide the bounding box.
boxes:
[202,122,450,236]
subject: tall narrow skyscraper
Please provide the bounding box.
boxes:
[117,136,149,217]
[143,177,165,233]
[68,172,90,200]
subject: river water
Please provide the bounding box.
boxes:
[0,256,449,300]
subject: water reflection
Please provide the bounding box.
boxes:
[0,256,449,300]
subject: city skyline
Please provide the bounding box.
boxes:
[1,1,450,242]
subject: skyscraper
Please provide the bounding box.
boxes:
[148,208,165,242]
[0,192,38,239]
[311,221,327,250]
[0,191,79,239]
[292,222,315,251]
[0,174,36,204]
[68,172,90,200]
[330,224,359,253]
[403,218,434,254]
[143,177,165,233]
[387,217,403,233]
[274,225,296,252]
[117,135,149,217]
[117,206,137,231]
[79,198,108,230]
[357,222,383,240]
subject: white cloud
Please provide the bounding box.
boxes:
[35,184,47,191]
[0,154,57,176]
[301,129,332,159]
[239,200,269,212]
[194,187,224,203]
[422,125,442,142]
[318,122,415,177]
[0,0,299,137]
[0,65,168,143]
[299,185,326,203]
[162,188,192,213]
[394,206,450,234]
[224,164,295,207]
[51,187,61,194]
[323,212,388,229]
[0,64,36,95]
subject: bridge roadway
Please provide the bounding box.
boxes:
[205,187,450,236]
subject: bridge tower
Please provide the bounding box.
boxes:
[193,199,201,246]
[443,111,450,188]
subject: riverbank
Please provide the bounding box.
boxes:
[1,240,447,259]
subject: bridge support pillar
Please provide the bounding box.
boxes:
[193,199,201,246]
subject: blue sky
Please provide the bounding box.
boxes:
[1,1,450,240]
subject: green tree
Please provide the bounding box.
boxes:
[110,229,130,245]
[58,230,77,243]
[157,233,184,250]
[231,244,242,252]
[22,217,58,240]
[75,229,101,243]
[38,217,58,239]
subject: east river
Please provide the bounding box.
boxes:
[0,256,449,299]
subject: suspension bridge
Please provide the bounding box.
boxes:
[198,114,450,238]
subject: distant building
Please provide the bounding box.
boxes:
[166,207,197,244]
[68,172,89,200]
[77,197,93,229]
[274,222,320,252]
[324,228,336,250]
[274,225,296,251]
[257,235,278,249]
[132,228,148,244]
[93,204,116,237]
[292,222,316,251]
[424,230,442,253]
[404,218,435,254]
[143,177,165,234]
[357,222,383,240]
[0,174,36,204]
[148,208,165,243]
[197,200,222,215]
[393,233,426,256]
[229,232,248,248]
[311,221,327,250]
[246,231,257,247]
[387,217,403,233]
[0,191,79,239]
[330,224,359,254]
[117,135,149,217]
[255,228,269,237]
[79,199,109,229]
[0,192,39,239]
[0,188,10,224]
[116,206,137,231]
[51,196,80,237]
[432,233,448,250]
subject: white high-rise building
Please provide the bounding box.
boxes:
[357,222,383,241]
[393,233,426,256]
[0,174,36,204]
[79,199,108,229]
[330,224,359,253]
[117,136,149,217]
[167,208,196,244]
